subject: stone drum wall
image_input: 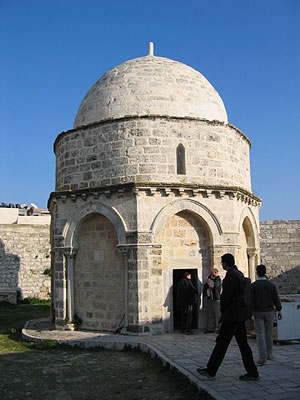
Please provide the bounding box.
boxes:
[260,220,300,295]
[0,224,51,302]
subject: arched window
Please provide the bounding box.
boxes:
[176,143,186,175]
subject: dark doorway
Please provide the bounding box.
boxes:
[173,269,198,330]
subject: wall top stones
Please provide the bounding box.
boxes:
[73,55,228,128]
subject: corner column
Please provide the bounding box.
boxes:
[247,248,257,281]
[64,247,77,323]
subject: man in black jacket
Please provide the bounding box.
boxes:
[197,253,259,381]
[176,271,198,334]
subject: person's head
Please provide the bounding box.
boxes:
[211,268,219,277]
[184,271,192,279]
[221,253,235,270]
[256,264,266,277]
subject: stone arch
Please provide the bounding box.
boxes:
[61,202,127,331]
[151,198,222,244]
[238,206,259,248]
[238,207,259,280]
[63,201,127,248]
[73,212,125,331]
[151,199,222,332]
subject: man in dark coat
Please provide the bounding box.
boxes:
[176,271,198,334]
[197,253,259,381]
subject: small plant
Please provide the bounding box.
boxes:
[43,268,51,276]
[32,339,58,350]
[73,314,82,329]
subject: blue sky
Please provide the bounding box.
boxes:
[1,0,299,221]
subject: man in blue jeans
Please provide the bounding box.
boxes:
[197,253,259,381]
[251,264,282,365]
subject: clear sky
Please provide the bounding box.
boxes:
[1,0,299,221]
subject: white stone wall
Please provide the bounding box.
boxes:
[0,224,51,301]
[55,117,251,193]
[260,220,300,294]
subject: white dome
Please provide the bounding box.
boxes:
[73,54,228,128]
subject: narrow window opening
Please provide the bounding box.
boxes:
[176,144,186,175]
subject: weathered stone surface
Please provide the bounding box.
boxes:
[55,118,251,193]
[0,224,51,300]
[260,220,300,294]
[73,55,228,128]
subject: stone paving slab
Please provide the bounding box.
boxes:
[22,318,300,400]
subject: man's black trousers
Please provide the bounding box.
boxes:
[206,321,258,377]
[179,305,193,332]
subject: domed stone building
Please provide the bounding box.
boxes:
[49,43,261,334]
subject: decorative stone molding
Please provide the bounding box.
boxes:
[48,183,261,209]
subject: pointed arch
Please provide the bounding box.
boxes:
[151,198,222,245]
[238,206,259,249]
[62,201,127,248]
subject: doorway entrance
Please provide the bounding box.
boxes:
[173,269,198,330]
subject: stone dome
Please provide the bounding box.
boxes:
[73,54,228,128]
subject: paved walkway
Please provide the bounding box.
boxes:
[22,318,300,400]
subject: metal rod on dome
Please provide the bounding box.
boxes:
[148,42,154,56]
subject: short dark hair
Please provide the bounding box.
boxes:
[256,264,266,277]
[221,253,235,267]
[184,271,191,278]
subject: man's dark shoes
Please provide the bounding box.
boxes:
[204,330,214,334]
[239,373,259,381]
[186,330,193,335]
[197,368,216,380]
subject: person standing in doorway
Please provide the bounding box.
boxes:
[203,268,221,333]
[197,253,259,381]
[251,264,282,365]
[176,271,198,335]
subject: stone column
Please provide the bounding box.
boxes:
[247,248,257,281]
[64,247,77,324]
[117,246,129,329]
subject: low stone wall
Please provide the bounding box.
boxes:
[260,220,300,295]
[0,224,51,301]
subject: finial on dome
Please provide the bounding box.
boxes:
[148,42,154,56]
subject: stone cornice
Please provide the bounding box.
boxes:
[48,182,261,208]
[54,114,251,154]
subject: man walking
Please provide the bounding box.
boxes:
[251,264,282,365]
[197,253,259,381]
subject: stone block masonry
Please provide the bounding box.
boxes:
[260,220,300,295]
[0,224,51,301]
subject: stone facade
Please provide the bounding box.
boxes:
[0,223,51,302]
[260,220,300,294]
[49,48,261,334]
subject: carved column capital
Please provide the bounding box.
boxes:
[63,247,78,259]
[247,248,257,258]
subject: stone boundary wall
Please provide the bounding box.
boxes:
[0,224,51,302]
[260,220,300,295]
